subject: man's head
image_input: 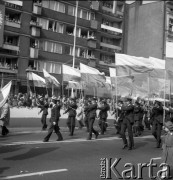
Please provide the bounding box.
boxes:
[91,97,97,105]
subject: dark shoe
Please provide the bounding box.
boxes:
[128,147,132,150]
[87,137,91,140]
[43,139,49,142]
[95,132,99,139]
[122,144,128,149]
[56,138,63,141]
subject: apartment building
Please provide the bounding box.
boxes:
[0,0,125,95]
[124,0,173,71]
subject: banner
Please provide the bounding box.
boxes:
[0,81,12,108]
[43,69,60,87]
[80,63,106,86]
[0,4,5,47]
[62,65,81,82]
[28,72,46,87]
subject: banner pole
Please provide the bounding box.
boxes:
[147,72,150,106]
[163,70,166,124]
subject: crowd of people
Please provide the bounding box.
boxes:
[1,94,173,179]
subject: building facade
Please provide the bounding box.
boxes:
[124,0,173,70]
[0,0,125,95]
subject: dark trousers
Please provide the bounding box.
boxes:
[84,116,89,132]
[41,114,47,129]
[67,116,76,135]
[88,118,98,139]
[98,118,106,134]
[44,124,63,141]
[152,122,162,146]
[121,121,134,148]
[1,126,9,136]
[144,117,151,130]
[114,120,122,134]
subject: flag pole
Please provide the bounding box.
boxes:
[163,70,166,124]
[147,72,150,106]
[61,64,64,97]
[71,0,78,98]
[52,83,54,96]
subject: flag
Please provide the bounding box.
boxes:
[109,67,116,84]
[80,63,106,86]
[62,65,81,82]
[0,81,12,108]
[66,81,83,90]
[115,53,154,76]
[43,69,60,87]
[149,57,165,79]
[27,72,46,87]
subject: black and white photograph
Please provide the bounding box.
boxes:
[0,0,173,179]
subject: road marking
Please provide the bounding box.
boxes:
[0,169,68,179]
[0,135,154,146]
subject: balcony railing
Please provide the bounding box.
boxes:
[0,66,18,74]
[33,3,42,15]
[30,47,39,59]
[87,38,97,49]
[90,20,98,30]
[3,43,19,52]
[101,24,122,34]
[100,42,122,51]
[4,1,22,10]
[99,61,115,67]
[5,20,21,28]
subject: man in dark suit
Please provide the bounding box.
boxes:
[150,100,163,148]
[84,100,91,132]
[87,97,99,140]
[64,98,77,136]
[43,96,63,142]
[98,99,110,135]
[120,97,134,150]
[37,96,49,130]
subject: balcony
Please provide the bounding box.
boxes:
[117,11,123,17]
[4,1,22,11]
[100,42,122,51]
[99,61,115,67]
[102,6,113,13]
[33,3,42,15]
[87,38,97,48]
[0,66,18,74]
[101,24,122,34]
[3,43,19,52]
[90,20,98,30]
[5,20,21,28]
[31,26,41,37]
[30,47,39,59]
[90,1,99,11]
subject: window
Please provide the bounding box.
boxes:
[54,43,62,54]
[41,41,62,54]
[54,22,64,33]
[68,5,75,16]
[70,46,79,57]
[42,0,65,13]
[65,45,71,55]
[37,18,49,30]
[100,54,114,64]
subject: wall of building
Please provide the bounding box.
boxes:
[125,1,165,59]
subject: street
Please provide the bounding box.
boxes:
[0,126,170,180]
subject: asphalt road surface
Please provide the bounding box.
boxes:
[1,127,172,180]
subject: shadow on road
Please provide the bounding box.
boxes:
[4,147,59,161]
[0,145,24,154]
[0,167,10,175]
[134,141,148,149]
